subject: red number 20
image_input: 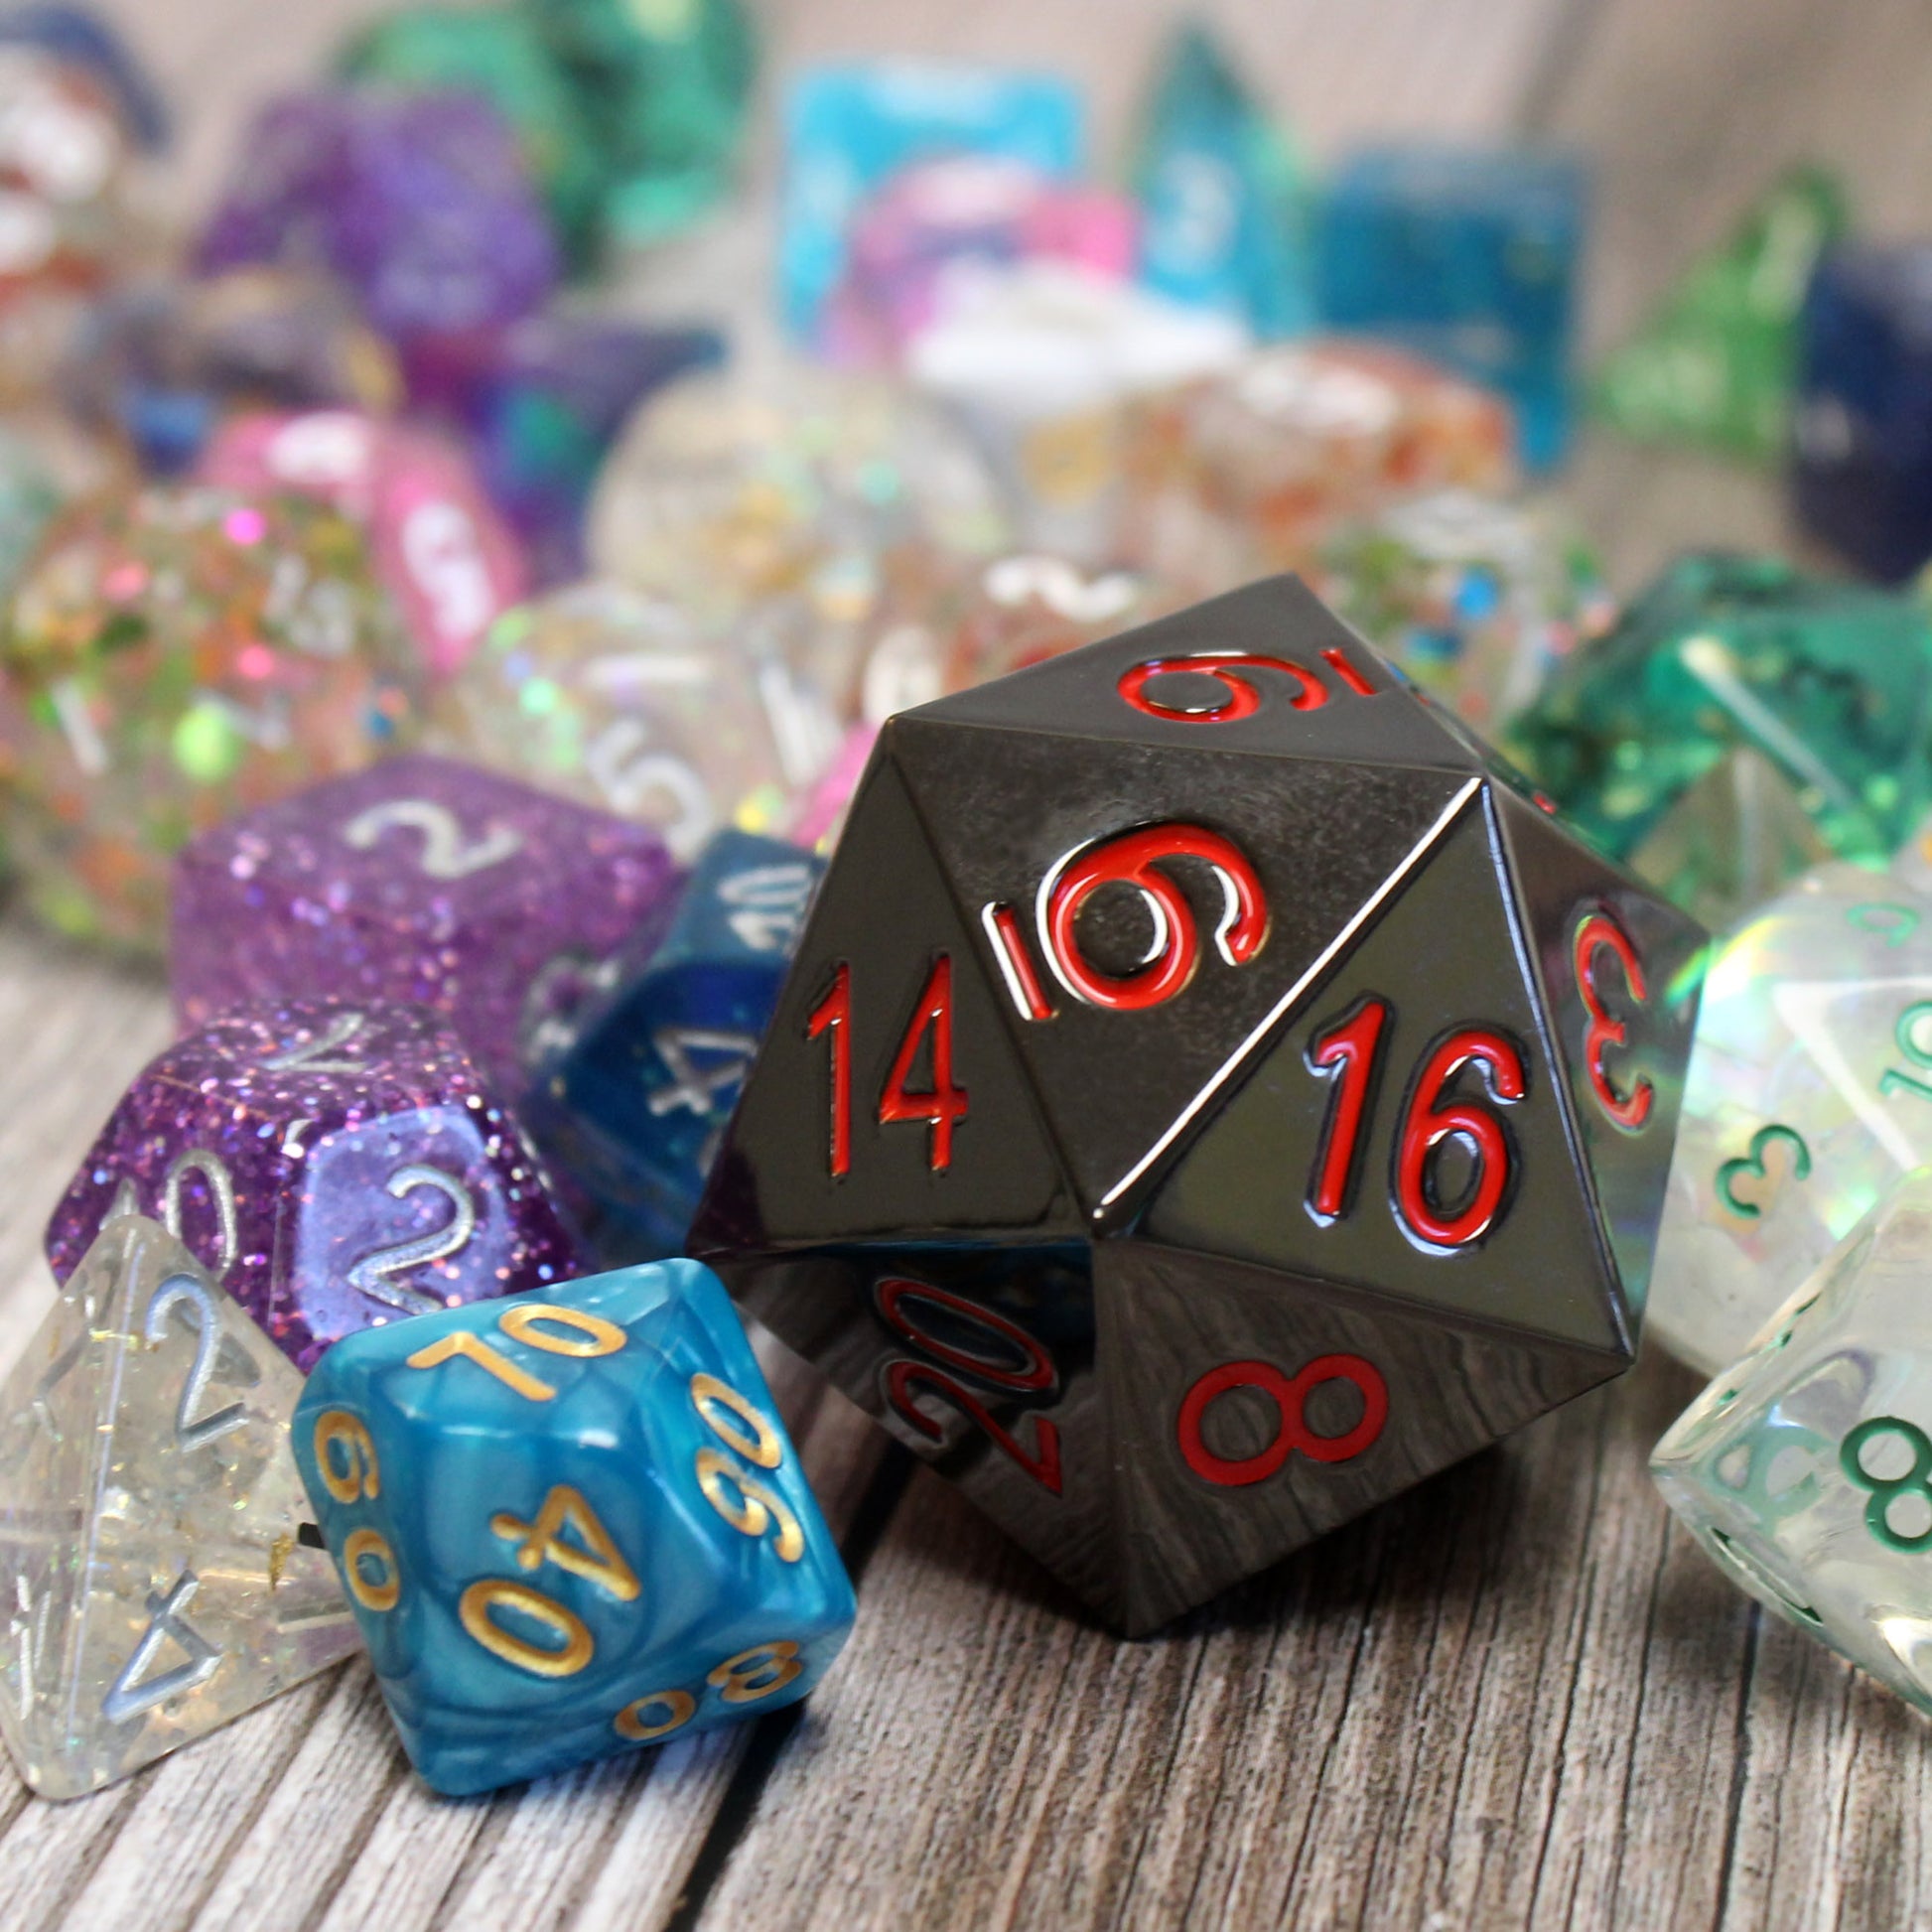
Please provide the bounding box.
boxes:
[877,1279,1062,1495]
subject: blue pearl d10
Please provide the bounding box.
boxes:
[529,831,825,1259]
[1316,145,1586,469]
[290,1261,855,1797]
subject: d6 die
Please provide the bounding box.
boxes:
[1653,1171,1932,1714]
[1315,145,1586,469]
[527,830,824,1259]
[693,574,1705,1633]
[291,1261,855,1796]
[170,752,679,1097]
[1794,243,1932,582]
[47,1000,583,1373]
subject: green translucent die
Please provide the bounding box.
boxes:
[1649,863,1932,1374]
[528,0,756,249]
[1653,1173,1932,1715]
[1592,165,1848,463]
[1510,552,1932,927]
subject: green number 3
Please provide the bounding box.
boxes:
[1841,1416,1932,1552]
[1717,1124,1812,1218]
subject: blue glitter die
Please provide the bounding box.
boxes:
[292,1260,856,1796]
[526,830,825,1261]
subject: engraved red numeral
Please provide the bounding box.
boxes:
[1040,823,1268,1012]
[1176,1354,1388,1487]
[877,1279,1061,1494]
[1395,1028,1527,1250]
[1574,911,1653,1131]
[1115,646,1379,721]
[1306,996,1391,1223]
[878,956,969,1172]
[806,964,852,1177]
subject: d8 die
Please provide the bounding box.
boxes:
[1315,145,1587,470]
[1652,1171,1932,1714]
[692,574,1705,1633]
[527,830,824,1259]
[1649,863,1932,1376]
[1794,244,1932,582]
[291,1261,855,1796]
[170,752,679,1097]
[47,1000,583,1372]
[198,409,527,680]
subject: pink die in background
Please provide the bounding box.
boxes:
[198,409,527,679]
[825,155,1139,365]
[170,753,681,1099]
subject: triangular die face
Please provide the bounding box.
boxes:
[0,1216,355,1798]
[1142,796,1628,1355]
[1494,787,1707,1327]
[902,575,1481,774]
[690,754,1078,1253]
[1100,1239,1622,1634]
[891,711,1480,1222]
[715,1242,1119,1623]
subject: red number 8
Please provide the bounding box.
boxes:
[1176,1355,1388,1486]
[1117,652,1325,721]
[1037,823,1268,1011]
[1574,912,1653,1131]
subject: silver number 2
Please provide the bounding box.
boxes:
[144,1273,246,1452]
[343,799,523,880]
[345,1168,477,1316]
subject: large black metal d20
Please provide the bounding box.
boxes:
[690,576,1707,1634]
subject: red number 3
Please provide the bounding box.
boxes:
[1573,912,1653,1131]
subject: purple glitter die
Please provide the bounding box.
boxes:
[199,90,559,344]
[170,753,681,1097]
[45,1000,585,1373]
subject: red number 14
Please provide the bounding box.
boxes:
[808,956,969,1177]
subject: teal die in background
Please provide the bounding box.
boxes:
[1316,145,1587,469]
[526,830,824,1262]
[291,1260,856,1797]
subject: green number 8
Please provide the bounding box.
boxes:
[1849,901,1922,947]
[1716,1124,1812,1218]
[1840,1416,1932,1552]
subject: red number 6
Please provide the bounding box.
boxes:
[1117,652,1326,720]
[1037,823,1268,1012]
[1176,1354,1388,1486]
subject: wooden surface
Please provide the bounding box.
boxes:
[10,0,1932,1927]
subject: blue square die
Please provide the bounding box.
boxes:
[1316,144,1587,469]
[292,1261,856,1796]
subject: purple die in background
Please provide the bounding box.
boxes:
[171,753,680,1098]
[45,1000,584,1372]
[199,89,559,346]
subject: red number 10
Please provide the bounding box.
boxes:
[808,957,970,1177]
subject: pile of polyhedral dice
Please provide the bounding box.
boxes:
[12,0,1932,1812]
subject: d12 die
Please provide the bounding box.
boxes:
[1508,552,1932,930]
[46,1000,583,1373]
[291,1260,855,1796]
[1648,864,1932,1376]
[691,575,1706,1633]
[1315,145,1587,469]
[170,752,679,1096]
[1652,1171,1932,1713]
[198,409,527,680]
[526,830,824,1260]
[0,1214,355,1797]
